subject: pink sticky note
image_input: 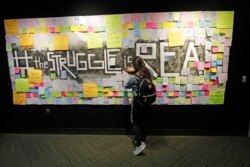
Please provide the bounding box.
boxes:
[187,21,194,28]
[204,90,210,96]
[204,62,211,68]
[14,67,20,74]
[61,91,66,97]
[202,84,209,90]
[88,26,94,32]
[146,22,151,29]
[212,80,218,85]
[34,83,40,87]
[198,85,203,90]
[212,47,218,53]
[162,85,168,91]
[122,14,130,23]
[195,61,200,67]
[26,93,32,98]
[50,27,55,33]
[32,93,38,98]
[113,91,118,97]
[192,97,198,104]
[174,91,180,97]
[156,91,163,97]
[151,22,158,29]
[186,91,192,97]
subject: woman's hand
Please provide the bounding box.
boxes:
[124,66,135,73]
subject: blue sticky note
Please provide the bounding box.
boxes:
[134,22,140,29]
[134,29,141,37]
[180,91,186,97]
[210,75,217,80]
[212,61,217,67]
[217,60,223,65]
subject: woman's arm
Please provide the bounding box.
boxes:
[124,75,137,89]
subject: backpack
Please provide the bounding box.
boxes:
[136,76,156,105]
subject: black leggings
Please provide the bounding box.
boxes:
[131,98,149,146]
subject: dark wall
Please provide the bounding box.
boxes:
[0,0,249,134]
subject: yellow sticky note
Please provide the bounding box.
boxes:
[163,22,176,28]
[70,26,78,32]
[28,69,43,83]
[28,28,35,34]
[103,88,110,93]
[139,22,146,29]
[20,34,34,48]
[54,35,69,50]
[105,15,121,31]
[217,53,224,59]
[122,31,128,37]
[4,19,19,35]
[55,26,60,33]
[168,30,184,47]
[86,33,102,49]
[173,12,180,21]
[106,31,122,48]
[127,22,134,29]
[13,92,26,105]
[168,92,174,97]
[83,83,98,98]
[16,78,29,92]
[216,11,234,28]
[210,67,217,73]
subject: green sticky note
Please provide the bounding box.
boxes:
[168,77,175,84]
[216,11,234,28]
[47,98,53,104]
[20,69,26,78]
[50,72,57,80]
[98,86,103,92]
[21,27,27,34]
[209,89,225,104]
[192,91,198,97]
[98,92,103,97]
[156,77,163,84]
[152,80,158,85]
[6,43,12,51]
[128,92,133,97]
[16,78,29,92]
[118,92,124,97]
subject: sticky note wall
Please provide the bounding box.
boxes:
[4,11,234,105]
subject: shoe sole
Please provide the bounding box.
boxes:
[133,145,146,155]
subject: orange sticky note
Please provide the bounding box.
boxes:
[13,92,26,105]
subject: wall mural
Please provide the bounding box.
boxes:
[4,11,234,105]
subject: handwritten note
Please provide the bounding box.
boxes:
[4,19,19,35]
[83,83,98,97]
[209,89,225,104]
[216,11,234,28]
[15,78,29,92]
[87,33,102,49]
[168,30,184,47]
[105,15,121,31]
[106,31,122,48]
[20,34,34,48]
[53,35,69,50]
[28,69,43,83]
[13,92,26,105]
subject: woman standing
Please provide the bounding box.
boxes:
[123,56,152,156]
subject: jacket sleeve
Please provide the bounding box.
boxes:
[124,75,137,89]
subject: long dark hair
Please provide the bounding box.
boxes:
[133,56,152,80]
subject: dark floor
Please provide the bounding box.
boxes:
[0,133,250,167]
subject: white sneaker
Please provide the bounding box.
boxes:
[133,144,146,155]
[141,142,146,147]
